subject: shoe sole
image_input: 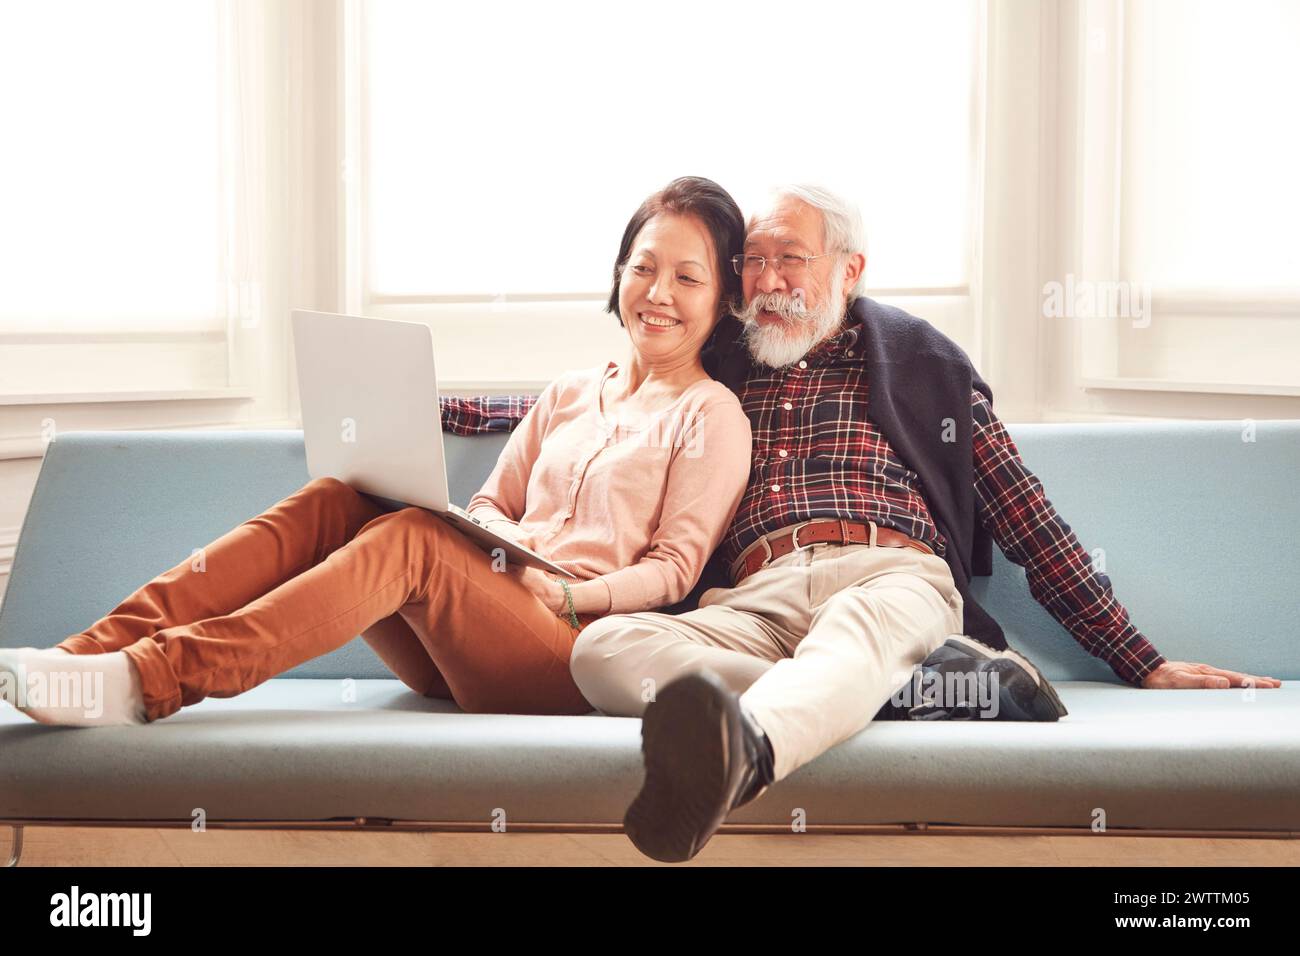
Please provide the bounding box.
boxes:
[941,635,1068,718]
[623,672,737,863]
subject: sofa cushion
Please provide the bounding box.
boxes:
[3,678,1297,830]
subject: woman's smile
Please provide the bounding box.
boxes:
[638,310,681,331]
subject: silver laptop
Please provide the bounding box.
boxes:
[290,309,575,578]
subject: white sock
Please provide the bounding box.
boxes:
[0,647,147,726]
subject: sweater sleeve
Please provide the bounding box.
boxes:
[577,395,753,614]
[465,379,562,530]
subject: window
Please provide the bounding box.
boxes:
[353,0,984,386]
[1078,0,1300,394]
[0,0,222,334]
[0,0,270,400]
[1121,0,1299,294]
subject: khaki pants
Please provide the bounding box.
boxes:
[569,539,964,782]
[57,477,596,721]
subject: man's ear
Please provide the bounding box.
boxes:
[841,252,866,295]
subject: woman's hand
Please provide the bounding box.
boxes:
[505,563,565,615]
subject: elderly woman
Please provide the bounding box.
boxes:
[1,176,753,725]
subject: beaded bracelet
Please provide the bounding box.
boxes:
[557,578,580,629]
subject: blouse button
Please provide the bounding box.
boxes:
[847,350,854,357]
[782,401,793,410]
[770,483,781,492]
[778,449,788,458]
[798,361,807,369]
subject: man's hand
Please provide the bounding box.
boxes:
[1141,660,1282,689]
[505,563,564,614]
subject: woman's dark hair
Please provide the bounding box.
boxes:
[606,176,745,327]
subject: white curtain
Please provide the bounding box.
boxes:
[218,0,270,389]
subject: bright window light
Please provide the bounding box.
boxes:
[1122,0,1300,292]
[364,0,978,298]
[0,0,221,330]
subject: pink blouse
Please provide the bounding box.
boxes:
[466,361,753,615]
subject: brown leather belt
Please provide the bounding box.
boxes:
[730,519,933,586]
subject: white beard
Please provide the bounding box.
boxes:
[733,282,848,369]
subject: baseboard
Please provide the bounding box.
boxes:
[4,819,1296,839]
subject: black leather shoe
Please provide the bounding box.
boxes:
[623,669,775,863]
[908,635,1068,721]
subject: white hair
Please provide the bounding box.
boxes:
[756,183,868,305]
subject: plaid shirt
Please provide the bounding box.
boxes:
[722,322,944,567]
[441,395,538,436]
[440,343,1167,686]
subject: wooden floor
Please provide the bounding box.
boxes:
[10,826,1300,866]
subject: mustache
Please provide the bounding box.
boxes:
[733,290,808,324]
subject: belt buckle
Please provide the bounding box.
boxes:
[789,520,818,552]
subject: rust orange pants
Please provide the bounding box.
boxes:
[55,477,597,721]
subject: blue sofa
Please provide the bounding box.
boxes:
[2,422,1298,863]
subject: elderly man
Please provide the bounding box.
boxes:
[559,183,1281,863]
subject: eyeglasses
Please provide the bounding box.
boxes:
[731,253,836,277]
